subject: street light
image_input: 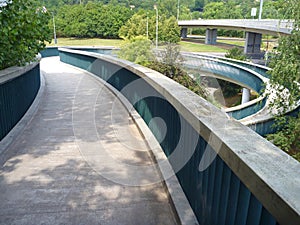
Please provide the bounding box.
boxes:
[258,0,263,20]
[177,0,180,21]
[52,12,57,45]
[154,4,158,49]
[146,12,149,39]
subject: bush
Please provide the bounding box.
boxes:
[267,113,300,161]
[148,44,207,98]
[117,36,155,66]
[225,47,247,61]
[0,0,52,70]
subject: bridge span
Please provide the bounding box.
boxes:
[0,48,299,225]
[178,19,293,56]
[0,57,187,224]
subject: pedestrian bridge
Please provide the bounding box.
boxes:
[0,48,299,225]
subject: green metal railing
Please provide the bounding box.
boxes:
[0,63,40,140]
[59,48,300,225]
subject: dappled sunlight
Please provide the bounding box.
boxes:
[0,57,177,224]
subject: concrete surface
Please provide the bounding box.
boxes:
[178,19,293,36]
[0,57,178,225]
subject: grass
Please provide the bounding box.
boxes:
[217,39,245,47]
[47,38,124,47]
[179,41,227,52]
[47,38,227,53]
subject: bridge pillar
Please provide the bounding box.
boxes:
[244,32,262,55]
[205,28,217,45]
[180,28,188,38]
[241,88,251,104]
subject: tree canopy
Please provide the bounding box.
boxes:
[0,0,52,69]
[267,0,300,160]
[54,2,132,38]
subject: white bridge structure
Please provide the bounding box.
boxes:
[178,19,293,55]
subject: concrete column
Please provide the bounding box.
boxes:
[244,32,262,54]
[205,28,217,45]
[241,88,251,104]
[180,28,188,38]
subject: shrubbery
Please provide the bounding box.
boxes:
[0,0,51,70]
[225,47,247,61]
[118,40,207,99]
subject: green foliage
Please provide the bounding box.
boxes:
[0,0,52,70]
[267,113,300,160]
[266,0,300,160]
[118,41,207,98]
[55,3,132,38]
[150,44,208,98]
[119,13,149,40]
[117,36,154,66]
[268,2,300,111]
[225,47,247,61]
[217,80,241,98]
[201,1,242,19]
[159,16,181,43]
[119,12,180,44]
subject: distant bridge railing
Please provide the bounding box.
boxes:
[58,47,300,225]
[191,53,270,78]
[181,53,269,120]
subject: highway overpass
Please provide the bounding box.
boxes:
[178,19,293,56]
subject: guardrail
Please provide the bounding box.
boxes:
[192,53,270,78]
[181,54,268,120]
[0,61,40,141]
[59,47,300,225]
[40,46,296,135]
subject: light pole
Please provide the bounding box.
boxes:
[146,12,149,39]
[258,0,263,20]
[52,12,57,45]
[177,0,180,21]
[154,4,158,49]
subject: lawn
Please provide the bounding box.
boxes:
[217,39,245,47]
[179,41,227,52]
[47,38,124,47]
[47,38,227,53]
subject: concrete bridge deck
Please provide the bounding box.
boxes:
[0,57,178,224]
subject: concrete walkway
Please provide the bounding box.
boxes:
[0,57,178,224]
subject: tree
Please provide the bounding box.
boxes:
[225,47,247,61]
[201,1,242,19]
[159,16,181,43]
[119,11,180,43]
[119,13,148,40]
[148,44,208,98]
[117,36,155,66]
[118,40,208,99]
[0,0,52,70]
[267,0,300,160]
[55,2,132,38]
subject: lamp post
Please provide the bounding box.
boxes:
[52,12,57,45]
[177,0,180,21]
[258,0,263,20]
[154,4,158,49]
[146,12,149,39]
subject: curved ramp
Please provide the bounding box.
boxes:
[0,57,179,224]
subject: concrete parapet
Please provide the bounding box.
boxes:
[58,48,300,225]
